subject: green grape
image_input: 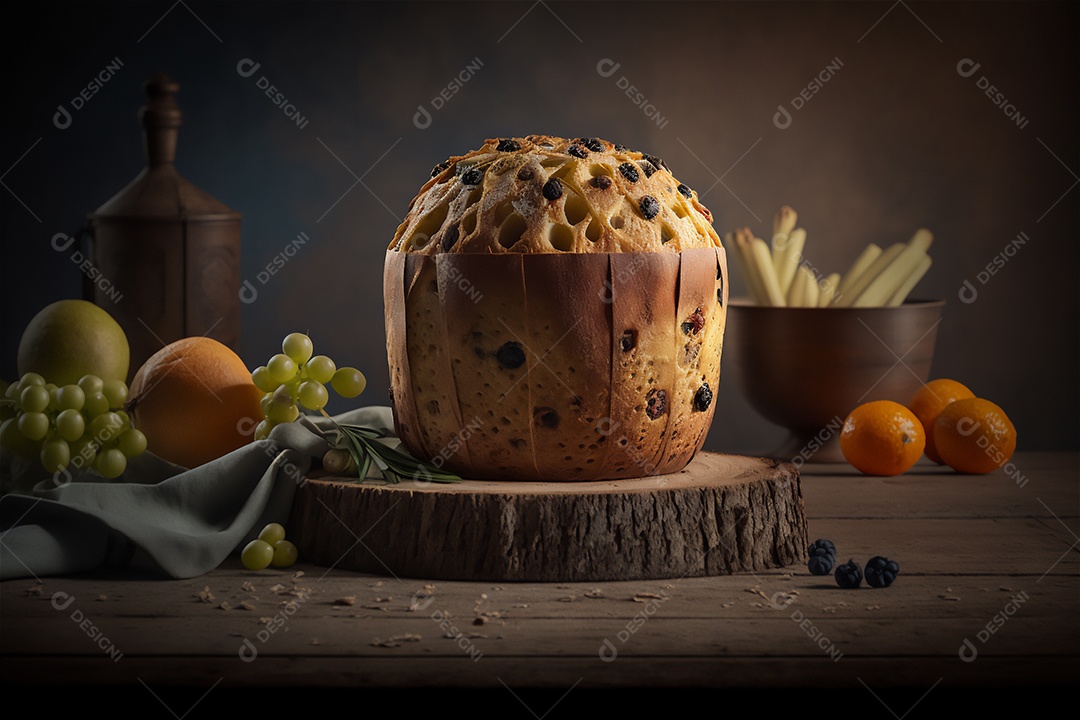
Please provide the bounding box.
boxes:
[298,381,328,411]
[56,384,86,411]
[4,380,22,399]
[115,410,130,426]
[331,367,367,398]
[267,354,297,384]
[282,333,314,365]
[258,523,286,545]
[84,392,109,417]
[267,387,299,423]
[56,408,86,442]
[44,384,59,411]
[259,392,274,415]
[253,419,273,441]
[251,366,278,393]
[69,436,98,468]
[17,412,50,441]
[88,412,124,442]
[20,373,45,387]
[78,375,104,395]
[41,438,71,473]
[271,540,298,568]
[19,384,50,413]
[93,448,127,479]
[118,428,148,458]
[283,378,301,401]
[102,379,128,409]
[305,355,337,384]
[241,539,274,570]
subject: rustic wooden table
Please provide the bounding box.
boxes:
[1,452,1076,710]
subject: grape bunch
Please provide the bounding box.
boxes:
[241,523,299,570]
[251,332,367,440]
[0,373,146,479]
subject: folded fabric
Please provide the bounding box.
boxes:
[0,406,396,580]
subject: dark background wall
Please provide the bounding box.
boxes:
[1,1,1077,454]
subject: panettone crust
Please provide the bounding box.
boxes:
[390,136,720,255]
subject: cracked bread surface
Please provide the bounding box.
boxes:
[390,135,721,255]
[385,136,728,480]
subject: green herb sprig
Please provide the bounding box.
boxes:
[306,416,461,484]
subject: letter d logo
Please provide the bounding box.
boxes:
[53,104,72,130]
[239,279,259,304]
[598,638,618,662]
[51,591,75,611]
[413,104,432,130]
[958,279,978,304]
[773,105,792,130]
[238,638,258,662]
[596,58,621,78]
[956,58,981,78]
[958,637,978,662]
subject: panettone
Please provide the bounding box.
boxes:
[385,135,728,480]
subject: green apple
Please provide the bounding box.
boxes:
[17,300,130,386]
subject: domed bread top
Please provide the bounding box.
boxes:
[389,135,721,254]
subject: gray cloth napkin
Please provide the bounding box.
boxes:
[0,407,395,580]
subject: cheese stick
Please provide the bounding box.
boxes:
[835,244,882,303]
[734,229,768,304]
[818,272,840,307]
[836,243,904,307]
[773,205,798,240]
[803,267,820,308]
[727,231,762,304]
[787,263,808,307]
[773,227,805,296]
[750,236,787,306]
[908,228,933,254]
[887,255,933,306]
[853,243,929,307]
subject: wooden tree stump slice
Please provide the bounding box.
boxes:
[289,452,807,582]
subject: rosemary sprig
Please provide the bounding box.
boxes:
[309,415,461,484]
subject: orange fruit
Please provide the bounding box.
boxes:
[840,400,925,476]
[933,398,1016,474]
[908,379,976,463]
[128,337,263,468]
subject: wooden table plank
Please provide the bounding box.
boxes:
[0,451,1076,691]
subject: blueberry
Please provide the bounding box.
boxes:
[639,195,660,220]
[567,144,589,158]
[581,137,605,153]
[618,162,639,183]
[613,144,628,153]
[462,167,484,185]
[542,178,563,200]
[495,341,526,369]
[620,329,637,352]
[864,556,900,588]
[677,183,692,198]
[589,175,612,190]
[693,382,713,412]
[639,159,658,178]
[808,555,834,576]
[834,559,863,589]
[808,538,836,561]
[430,161,451,178]
[645,388,667,419]
[517,167,534,181]
[496,138,520,152]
